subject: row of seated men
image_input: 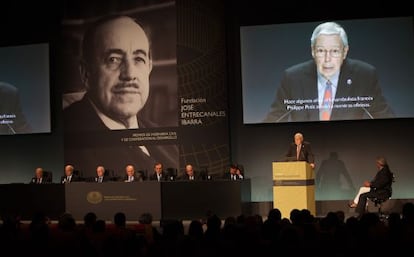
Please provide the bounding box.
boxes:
[30,163,245,184]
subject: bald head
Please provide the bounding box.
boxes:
[64,165,74,176]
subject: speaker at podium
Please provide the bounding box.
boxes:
[272,161,315,218]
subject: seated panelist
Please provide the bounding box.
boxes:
[29,167,51,184]
[179,164,200,181]
[60,164,82,183]
[92,165,111,183]
[149,162,168,182]
[123,164,143,182]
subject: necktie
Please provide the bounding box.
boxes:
[320,80,333,120]
[99,177,102,183]
[296,144,301,160]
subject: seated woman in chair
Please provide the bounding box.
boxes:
[348,156,393,216]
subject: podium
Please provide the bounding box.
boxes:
[272,161,315,218]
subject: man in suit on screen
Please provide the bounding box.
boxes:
[263,21,394,122]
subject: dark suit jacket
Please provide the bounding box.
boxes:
[149,172,169,181]
[370,165,393,198]
[285,141,315,164]
[0,82,31,134]
[355,165,393,214]
[63,95,179,178]
[222,172,243,180]
[91,175,111,183]
[264,58,394,122]
[60,174,82,183]
[29,176,52,184]
[122,174,143,182]
[179,173,200,181]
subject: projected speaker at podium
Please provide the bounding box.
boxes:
[273,132,316,218]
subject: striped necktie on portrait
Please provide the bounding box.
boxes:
[320,80,333,120]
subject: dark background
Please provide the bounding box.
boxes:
[0,0,412,204]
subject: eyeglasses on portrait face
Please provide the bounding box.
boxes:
[313,47,344,58]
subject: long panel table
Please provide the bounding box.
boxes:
[0,179,251,221]
[161,180,251,220]
[0,184,65,220]
[65,181,162,221]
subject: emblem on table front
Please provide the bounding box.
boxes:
[86,191,103,204]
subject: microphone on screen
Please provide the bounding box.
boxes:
[362,107,374,119]
[276,109,294,122]
[7,123,16,134]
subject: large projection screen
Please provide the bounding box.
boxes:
[240,16,414,124]
[0,43,50,134]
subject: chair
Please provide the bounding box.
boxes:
[105,168,116,181]
[166,168,177,181]
[137,170,148,181]
[369,197,390,218]
[42,171,53,183]
[73,169,85,181]
[199,166,211,180]
[367,172,395,218]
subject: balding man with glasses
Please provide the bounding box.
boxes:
[264,21,394,123]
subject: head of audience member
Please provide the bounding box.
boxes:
[206,214,222,235]
[267,208,282,223]
[114,212,126,228]
[188,220,204,239]
[138,212,153,225]
[80,15,153,129]
[83,212,97,228]
[310,21,349,81]
[58,213,76,232]
[35,167,44,179]
[96,165,105,177]
[30,211,48,226]
[93,220,106,233]
[64,165,74,177]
